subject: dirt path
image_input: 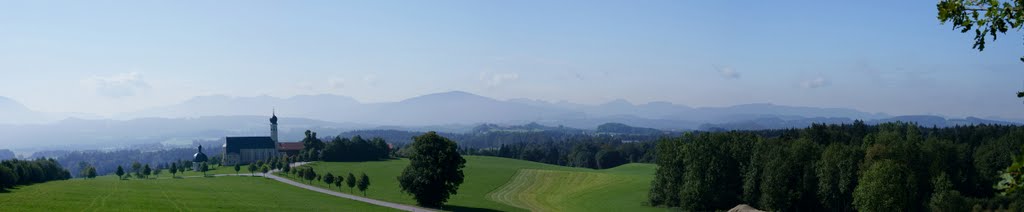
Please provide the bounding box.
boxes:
[211,162,436,212]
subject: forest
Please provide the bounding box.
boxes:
[298,130,393,162]
[462,136,656,169]
[0,158,71,190]
[649,121,1024,211]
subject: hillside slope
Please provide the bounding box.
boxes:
[288,156,659,212]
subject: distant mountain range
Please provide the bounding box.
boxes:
[119,91,1016,129]
[119,91,895,129]
[0,96,51,124]
[0,91,1020,150]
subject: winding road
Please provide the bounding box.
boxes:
[204,163,436,212]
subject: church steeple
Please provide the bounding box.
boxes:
[270,108,278,125]
[270,109,279,143]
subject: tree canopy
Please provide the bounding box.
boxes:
[649,122,1024,211]
[398,132,467,208]
[937,0,1024,96]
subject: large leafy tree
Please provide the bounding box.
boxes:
[853,159,917,211]
[816,143,863,212]
[937,0,1024,96]
[648,136,685,207]
[398,131,467,208]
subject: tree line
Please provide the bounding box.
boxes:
[297,130,392,162]
[463,136,655,169]
[56,144,223,178]
[339,127,666,149]
[0,158,71,190]
[649,121,1024,211]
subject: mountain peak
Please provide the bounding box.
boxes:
[0,96,31,111]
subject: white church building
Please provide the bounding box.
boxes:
[221,112,303,166]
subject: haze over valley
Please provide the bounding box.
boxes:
[1,90,1018,151]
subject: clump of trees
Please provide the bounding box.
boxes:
[78,163,98,179]
[398,132,466,208]
[320,136,390,162]
[295,130,392,162]
[649,122,1024,211]
[0,158,71,190]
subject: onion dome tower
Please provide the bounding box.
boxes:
[270,110,279,143]
[192,145,208,170]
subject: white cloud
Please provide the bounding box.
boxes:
[717,66,740,79]
[480,72,520,87]
[80,72,150,98]
[800,77,830,89]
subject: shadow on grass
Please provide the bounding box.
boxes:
[437,205,502,212]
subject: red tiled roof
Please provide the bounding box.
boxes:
[278,142,304,151]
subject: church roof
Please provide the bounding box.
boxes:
[225,136,276,154]
[193,152,208,162]
[278,142,304,151]
[193,145,208,162]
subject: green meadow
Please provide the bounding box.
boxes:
[283,155,661,212]
[0,156,660,212]
[487,164,661,212]
[0,175,395,211]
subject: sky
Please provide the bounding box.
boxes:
[1,0,1022,118]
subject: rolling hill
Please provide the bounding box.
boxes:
[282,156,659,212]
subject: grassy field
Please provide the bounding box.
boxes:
[284,156,660,212]
[0,175,396,211]
[487,164,660,212]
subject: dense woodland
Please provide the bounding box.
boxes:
[298,130,393,162]
[0,158,71,190]
[463,137,656,169]
[338,123,667,149]
[340,127,665,169]
[649,121,1024,211]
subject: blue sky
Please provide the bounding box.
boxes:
[1,0,1022,118]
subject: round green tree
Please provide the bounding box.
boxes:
[853,159,917,211]
[397,131,466,208]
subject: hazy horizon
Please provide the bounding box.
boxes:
[2,1,1023,119]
